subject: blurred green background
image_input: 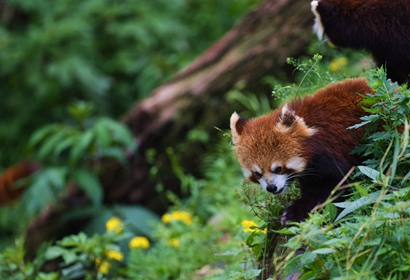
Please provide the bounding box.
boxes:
[0,0,262,167]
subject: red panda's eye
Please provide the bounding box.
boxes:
[273,166,282,174]
[254,171,262,179]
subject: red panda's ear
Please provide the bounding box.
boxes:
[280,104,296,127]
[230,112,247,145]
[278,104,316,137]
[278,104,296,128]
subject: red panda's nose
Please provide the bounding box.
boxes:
[266,184,277,193]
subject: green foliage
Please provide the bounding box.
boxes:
[350,68,410,173]
[127,211,222,279]
[45,230,131,279]
[0,0,261,166]
[17,101,136,218]
[0,237,58,280]
[228,55,410,279]
[275,68,410,279]
[0,134,264,279]
[2,3,406,278]
[29,101,137,167]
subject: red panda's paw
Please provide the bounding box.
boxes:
[281,201,313,224]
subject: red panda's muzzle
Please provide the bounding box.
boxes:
[266,184,279,194]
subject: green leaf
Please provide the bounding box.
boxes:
[38,129,69,160]
[312,248,335,255]
[29,124,60,148]
[93,119,111,148]
[323,237,350,247]
[300,250,317,265]
[95,117,136,149]
[324,203,338,221]
[284,254,303,276]
[357,166,383,181]
[20,167,68,216]
[243,268,263,279]
[69,130,94,166]
[334,191,381,221]
[114,204,160,236]
[45,246,66,260]
[53,135,76,157]
[72,169,102,206]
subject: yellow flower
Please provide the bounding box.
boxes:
[161,210,193,225]
[105,249,124,262]
[168,238,180,248]
[328,57,348,72]
[161,213,172,224]
[95,258,111,275]
[241,220,267,234]
[105,217,123,234]
[241,220,258,232]
[129,236,150,249]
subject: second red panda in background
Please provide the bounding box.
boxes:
[231,78,373,223]
[311,0,410,84]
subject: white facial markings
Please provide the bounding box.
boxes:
[242,168,252,178]
[268,173,288,193]
[271,162,278,173]
[286,157,306,173]
[246,163,292,195]
[311,1,324,40]
[253,164,262,174]
[258,177,268,191]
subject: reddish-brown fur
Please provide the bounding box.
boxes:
[313,0,410,84]
[232,78,374,222]
[0,161,40,205]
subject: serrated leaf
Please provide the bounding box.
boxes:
[324,203,338,221]
[354,183,369,197]
[300,250,317,265]
[348,120,371,130]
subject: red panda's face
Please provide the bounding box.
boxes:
[230,105,316,195]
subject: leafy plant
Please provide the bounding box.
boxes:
[275,68,410,279]
[0,236,58,280]
[20,101,136,217]
[0,0,261,167]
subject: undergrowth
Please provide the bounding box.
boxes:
[1,51,408,280]
[237,64,410,279]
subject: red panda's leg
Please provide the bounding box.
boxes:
[281,154,353,224]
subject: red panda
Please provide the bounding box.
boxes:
[231,78,373,223]
[311,0,410,84]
